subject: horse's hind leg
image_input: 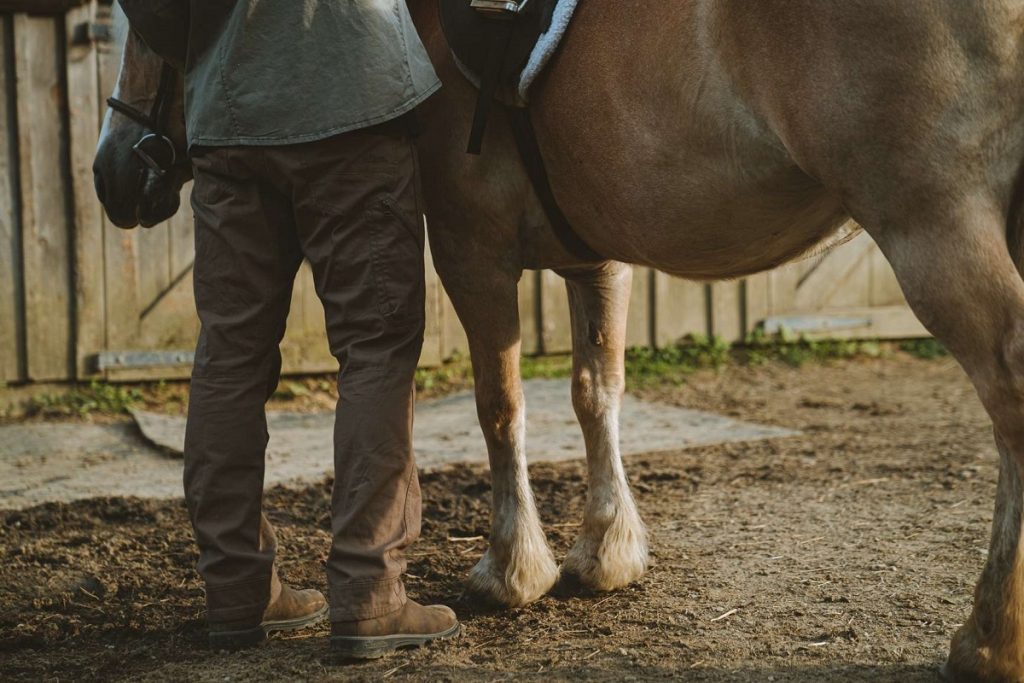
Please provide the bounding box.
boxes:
[442,265,559,607]
[866,198,1024,682]
[560,262,648,591]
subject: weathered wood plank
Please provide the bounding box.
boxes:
[15,14,74,380]
[440,288,469,361]
[66,1,115,375]
[279,260,334,373]
[136,219,171,318]
[168,184,194,276]
[653,271,706,346]
[792,230,874,311]
[625,266,651,349]
[869,241,907,308]
[763,305,927,340]
[540,269,572,354]
[134,186,200,357]
[97,2,139,359]
[281,259,312,372]
[102,224,140,350]
[743,273,771,337]
[66,0,106,378]
[710,281,743,342]
[135,262,197,351]
[766,261,800,318]
[0,16,24,382]
[420,237,443,366]
[0,0,87,14]
[518,269,540,356]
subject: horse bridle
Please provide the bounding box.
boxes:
[105,62,183,178]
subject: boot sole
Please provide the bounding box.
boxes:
[209,603,328,650]
[330,622,462,661]
[264,603,329,634]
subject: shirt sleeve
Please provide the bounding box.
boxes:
[117,0,189,71]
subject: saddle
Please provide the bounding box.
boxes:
[439,0,557,104]
[438,0,601,262]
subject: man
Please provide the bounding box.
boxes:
[117,0,458,658]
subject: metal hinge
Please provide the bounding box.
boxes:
[761,315,873,335]
[93,350,194,372]
[70,20,112,46]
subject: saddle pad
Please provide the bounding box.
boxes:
[440,0,578,104]
[517,0,578,101]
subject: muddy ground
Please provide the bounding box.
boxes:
[0,356,995,681]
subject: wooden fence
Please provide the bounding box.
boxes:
[0,3,927,385]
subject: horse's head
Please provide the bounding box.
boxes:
[92,21,189,229]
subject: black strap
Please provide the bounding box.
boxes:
[151,62,176,131]
[467,20,514,155]
[106,62,186,176]
[107,62,176,133]
[506,107,603,262]
[106,97,156,130]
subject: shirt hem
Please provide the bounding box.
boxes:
[187,81,441,149]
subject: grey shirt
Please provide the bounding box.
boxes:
[121,1,440,148]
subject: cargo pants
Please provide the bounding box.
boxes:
[182,117,424,626]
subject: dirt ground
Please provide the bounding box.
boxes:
[0,355,995,682]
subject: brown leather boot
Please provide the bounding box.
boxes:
[208,582,327,649]
[261,564,328,635]
[330,599,460,660]
[208,516,327,650]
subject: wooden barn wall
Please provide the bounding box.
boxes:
[0,6,926,385]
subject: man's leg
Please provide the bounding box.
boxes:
[185,146,325,647]
[281,119,458,657]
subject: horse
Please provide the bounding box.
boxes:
[92,3,1024,680]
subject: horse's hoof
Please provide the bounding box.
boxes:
[940,659,994,683]
[943,623,1023,683]
[561,511,649,593]
[465,547,559,608]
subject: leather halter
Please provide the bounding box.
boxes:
[106,62,184,178]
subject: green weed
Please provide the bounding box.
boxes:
[520,355,573,380]
[412,330,930,394]
[27,380,142,418]
[625,334,732,387]
[414,353,574,396]
[899,338,949,359]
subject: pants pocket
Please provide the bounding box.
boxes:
[365,194,425,322]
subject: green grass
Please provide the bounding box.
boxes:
[739,327,885,368]
[520,354,573,380]
[26,380,143,418]
[13,334,945,418]
[899,337,949,359]
[414,352,574,396]
[625,333,731,387]
[624,330,890,388]
[412,330,905,394]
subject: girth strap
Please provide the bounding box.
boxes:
[506,107,603,262]
[452,0,602,262]
[467,20,514,155]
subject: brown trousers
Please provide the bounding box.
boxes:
[183,118,424,625]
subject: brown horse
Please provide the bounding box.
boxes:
[93,3,1024,680]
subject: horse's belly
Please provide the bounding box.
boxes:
[555,157,849,281]
[617,184,848,280]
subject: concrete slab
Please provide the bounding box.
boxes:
[0,379,797,509]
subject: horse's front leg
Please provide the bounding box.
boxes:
[560,262,648,591]
[443,266,559,607]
